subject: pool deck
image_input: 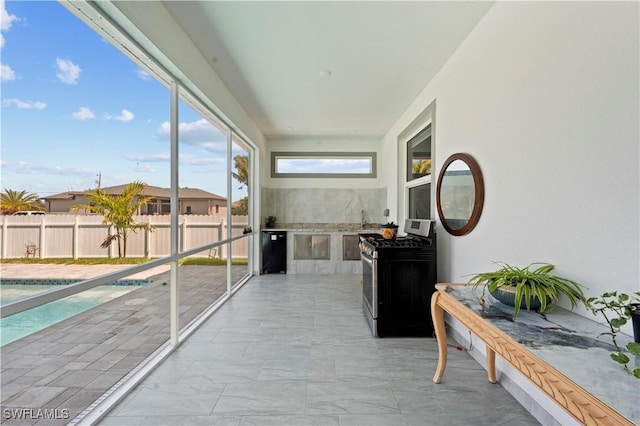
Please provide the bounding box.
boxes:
[1,264,171,281]
[1,263,246,425]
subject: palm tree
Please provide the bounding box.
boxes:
[231,155,249,215]
[231,155,249,189]
[412,159,432,177]
[73,181,154,257]
[1,189,45,214]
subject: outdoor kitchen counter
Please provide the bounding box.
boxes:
[262,223,382,232]
[261,224,380,274]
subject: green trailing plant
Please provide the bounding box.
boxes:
[587,291,640,379]
[468,262,587,319]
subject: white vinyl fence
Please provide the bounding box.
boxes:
[0,214,249,259]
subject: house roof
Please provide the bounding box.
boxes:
[43,184,226,201]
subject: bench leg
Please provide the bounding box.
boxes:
[486,345,497,383]
[431,292,448,383]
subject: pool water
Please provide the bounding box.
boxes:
[0,285,141,346]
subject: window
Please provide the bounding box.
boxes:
[271,152,376,178]
[161,199,170,214]
[145,199,158,215]
[408,183,431,219]
[407,125,431,182]
[403,112,434,221]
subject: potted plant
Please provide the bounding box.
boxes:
[265,216,277,228]
[468,262,587,319]
[380,221,399,240]
[587,291,640,378]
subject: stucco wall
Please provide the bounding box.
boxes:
[384,2,639,322]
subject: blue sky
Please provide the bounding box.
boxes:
[1,0,245,200]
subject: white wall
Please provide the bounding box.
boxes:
[384,2,639,321]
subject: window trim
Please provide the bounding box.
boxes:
[271,151,377,178]
[400,99,436,221]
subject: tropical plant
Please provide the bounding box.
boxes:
[231,155,249,189]
[587,291,640,379]
[232,198,248,215]
[231,155,249,215]
[412,159,432,175]
[265,216,277,227]
[468,262,587,319]
[1,188,45,214]
[72,181,154,258]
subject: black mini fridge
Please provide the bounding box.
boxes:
[261,231,287,274]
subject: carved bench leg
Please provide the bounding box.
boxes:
[486,345,497,383]
[431,292,448,383]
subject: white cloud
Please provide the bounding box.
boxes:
[1,63,15,81]
[71,107,95,120]
[3,98,46,109]
[1,0,19,32]
[11,161,95,177]
[115,109,134,122]
[132,163,155,173]
[136,68,150,80]
[1,0,19,52]
[179,155,225,166]
[125,153,170,162]
[157,118,227,152]
[124,152,223,167]
[56,58,81,85]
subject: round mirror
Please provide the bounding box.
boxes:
[436,153,484,236]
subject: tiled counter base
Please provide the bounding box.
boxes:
[263,223,381,275]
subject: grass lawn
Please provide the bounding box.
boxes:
[1,257,248,266]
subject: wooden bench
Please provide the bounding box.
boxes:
[431,283,634,426]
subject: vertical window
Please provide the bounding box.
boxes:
[407,125,432,181]
[408,184,431,219]
[405,123,433,220]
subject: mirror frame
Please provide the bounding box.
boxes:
[436,153,485,236]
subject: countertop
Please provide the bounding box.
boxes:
[261,223,383,233]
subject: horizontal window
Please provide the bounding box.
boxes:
[271,152,376,178]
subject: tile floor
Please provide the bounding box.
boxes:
[99,274,540,425]
[1,265,245,424]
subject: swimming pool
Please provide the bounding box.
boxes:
[0,281,146,346]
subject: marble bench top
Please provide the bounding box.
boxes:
[444,284,639,424]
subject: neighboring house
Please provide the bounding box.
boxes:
[43,184,227,216]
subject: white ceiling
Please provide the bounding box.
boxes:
[163,1,493,140]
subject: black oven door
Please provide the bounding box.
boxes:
[361,251,377,321]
